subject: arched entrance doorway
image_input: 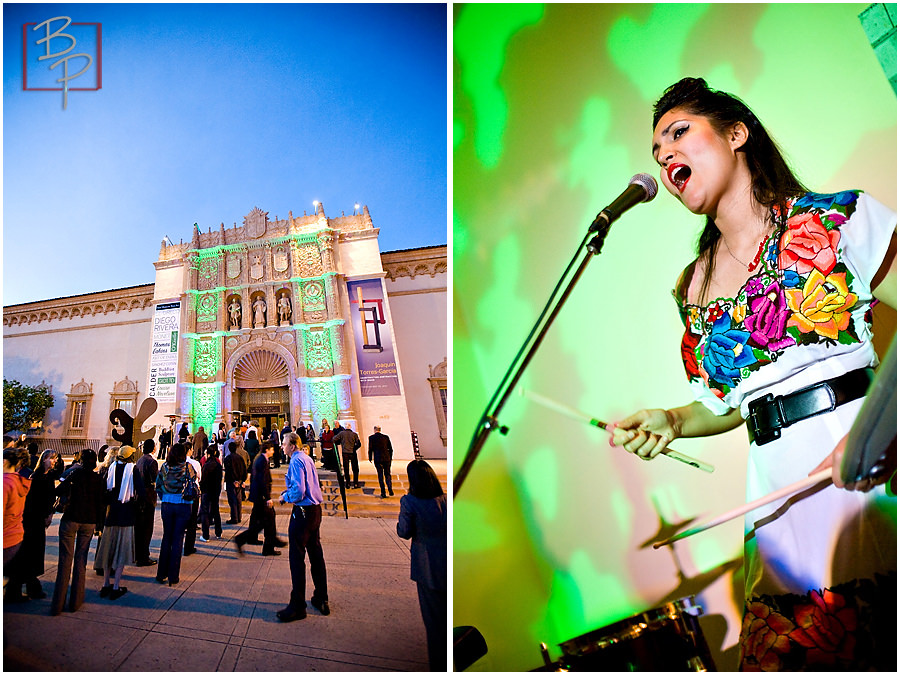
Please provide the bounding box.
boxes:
[232,348,292,438]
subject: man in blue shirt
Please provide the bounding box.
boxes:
[277,432,329,621]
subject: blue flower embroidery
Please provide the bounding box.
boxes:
[781,270,801,287]
[795,191,858,210]
[702,314,757,386]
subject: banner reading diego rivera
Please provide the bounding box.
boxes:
[147,301,181,403]
[346,278,401,397]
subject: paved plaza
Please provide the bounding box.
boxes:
[3,462,446,671]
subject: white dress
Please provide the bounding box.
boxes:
[675,191,897,671]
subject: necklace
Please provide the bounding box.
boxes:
[722,232,768,271]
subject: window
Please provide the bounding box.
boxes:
[63,379,94,439]
[427,358,447,447]
[71,401,86,428]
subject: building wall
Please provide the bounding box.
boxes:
[383,247,448,459]
[3,285,155,441]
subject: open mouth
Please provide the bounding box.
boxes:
[667,164,691,192]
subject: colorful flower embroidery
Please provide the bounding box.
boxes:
[789,589,857,667]
[702,314,756,386]
[786,270,857,341]
[778,212,840,275]
[676,191,865,395]
[739,574,894,672]
[744,280,795,351]
[741,601,794,671]
[681,321,701,379]
[795,190,857,209]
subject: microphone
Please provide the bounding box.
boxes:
[589,173,658,231]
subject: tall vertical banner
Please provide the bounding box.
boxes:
[147,301,181,403]
[347,278,401,397]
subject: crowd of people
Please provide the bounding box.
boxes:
[4,419,446,668]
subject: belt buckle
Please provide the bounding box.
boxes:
[748,393,783,446]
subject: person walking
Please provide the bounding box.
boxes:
[223,436,247,524]
[154,443,196,587]
[134,439,159,567]
[95,445,138,600]
[50,448,106,615]
[277,433,329,621]
[333,423,361,489]
[199,446,223,541]
[397,460,447,671]
[235,443,285,556]
[368,426,394,498]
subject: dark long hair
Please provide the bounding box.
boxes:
[406,460,443,499]
[167,442,187,467]
[653,78,808,303]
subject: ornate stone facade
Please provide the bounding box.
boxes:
[169,203,379,433]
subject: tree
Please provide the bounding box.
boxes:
[3,379,55,434]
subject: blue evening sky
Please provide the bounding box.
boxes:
[3,3,448,305]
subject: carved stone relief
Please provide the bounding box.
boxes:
[244,207,268,239]
[250,252,265,281]
[194,340,218,380]
[197,257,219,290]
[273,245,289,275]
[302,281,326,311]
[227,255,241,280]
[296,243,323,278]
[197,293,217,323]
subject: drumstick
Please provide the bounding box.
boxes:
[519,389,714,473]
[652,468,832,548]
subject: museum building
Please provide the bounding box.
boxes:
[3,204,447,459]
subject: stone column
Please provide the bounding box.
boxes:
[265,285,277,329]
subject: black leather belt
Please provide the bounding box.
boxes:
[747,368,873,446]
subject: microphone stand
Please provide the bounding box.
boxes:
[454,216,616,497]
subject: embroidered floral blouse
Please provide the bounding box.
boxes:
[674,191,896,417]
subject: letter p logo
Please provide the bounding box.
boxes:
[23,17,102,109]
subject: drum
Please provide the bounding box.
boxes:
[555,596,715,671]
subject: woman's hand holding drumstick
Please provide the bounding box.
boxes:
[608,408,679,460]
[519,390,714,473]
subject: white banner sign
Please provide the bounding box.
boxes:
[147,301,181,403]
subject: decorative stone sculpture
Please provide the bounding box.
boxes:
[277,294,292,325]
[253,297,267,328]
[229,299,242,330]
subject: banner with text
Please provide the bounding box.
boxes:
[346,278,401,397]
[147,301,180,403]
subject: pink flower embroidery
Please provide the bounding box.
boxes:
[778,212,840,275]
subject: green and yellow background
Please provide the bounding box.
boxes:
[453,3,896,670]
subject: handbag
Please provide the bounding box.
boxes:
[182,465,200,501]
